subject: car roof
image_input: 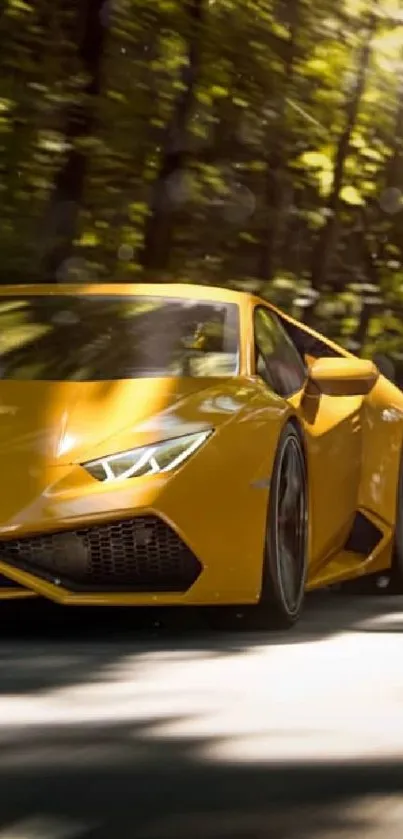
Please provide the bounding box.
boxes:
[0,283,249,305]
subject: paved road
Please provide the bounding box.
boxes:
[0,593,403,838]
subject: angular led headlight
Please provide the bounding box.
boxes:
[82,430,213,483]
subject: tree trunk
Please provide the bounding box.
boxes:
[141,0,203,274]
[354,250,379,350]
[353,63,403,346]
[373,76,403,269]
[258,0,299,283]
[386,83,403,189]
[41,0,106,282]
[310,12,377,292]
[351,208,381,349]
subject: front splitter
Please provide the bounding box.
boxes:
[0,559,192,606]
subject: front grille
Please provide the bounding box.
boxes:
[0,516,202,593]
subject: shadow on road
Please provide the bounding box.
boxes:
[0,726,403,838]
[0,592,402,837]
[0,590,402,695]
[0,591,396,683]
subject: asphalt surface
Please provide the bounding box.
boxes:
[0,592,403,838]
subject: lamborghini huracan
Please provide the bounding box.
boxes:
[0,282,402,627]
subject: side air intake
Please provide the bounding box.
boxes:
[344,511,383,556]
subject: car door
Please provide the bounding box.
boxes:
[254,306,363,567]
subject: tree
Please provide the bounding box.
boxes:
[141,0,204,273]
[310,10,377,292]
[41,0,107,282]
[258,0,300,283]
[2,0,403,375]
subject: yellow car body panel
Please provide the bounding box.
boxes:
[0,376,290,605]
[0,283,401,605]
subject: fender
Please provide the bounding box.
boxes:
[359,375,403,527]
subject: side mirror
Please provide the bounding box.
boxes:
[307,357,378,397]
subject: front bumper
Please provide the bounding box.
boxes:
[0,572,37,600]
[0,414,274,605]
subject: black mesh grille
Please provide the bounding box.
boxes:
[0,516,202,593]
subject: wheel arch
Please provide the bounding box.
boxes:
[286,414,308,468]
[360,382,403,528]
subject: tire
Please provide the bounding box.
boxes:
[253,422,308,629]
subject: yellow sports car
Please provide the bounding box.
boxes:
[0,282,402,627]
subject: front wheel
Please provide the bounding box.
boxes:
[255,422,308,629]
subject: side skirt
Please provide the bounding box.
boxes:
[307,508,393,590]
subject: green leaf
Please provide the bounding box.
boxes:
[340,185,365,205]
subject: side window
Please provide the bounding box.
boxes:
[277,315,340,364]
[254,307,306,397]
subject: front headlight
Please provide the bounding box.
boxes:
[82,430,213,483]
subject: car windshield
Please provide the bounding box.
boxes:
[0,295,239,381]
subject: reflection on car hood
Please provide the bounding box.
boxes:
[0,377,254,467]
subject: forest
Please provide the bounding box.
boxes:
[1,0,403,371]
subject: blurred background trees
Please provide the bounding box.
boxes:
[1,0,403,372]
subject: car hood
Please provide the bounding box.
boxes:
[0,377,254,468]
